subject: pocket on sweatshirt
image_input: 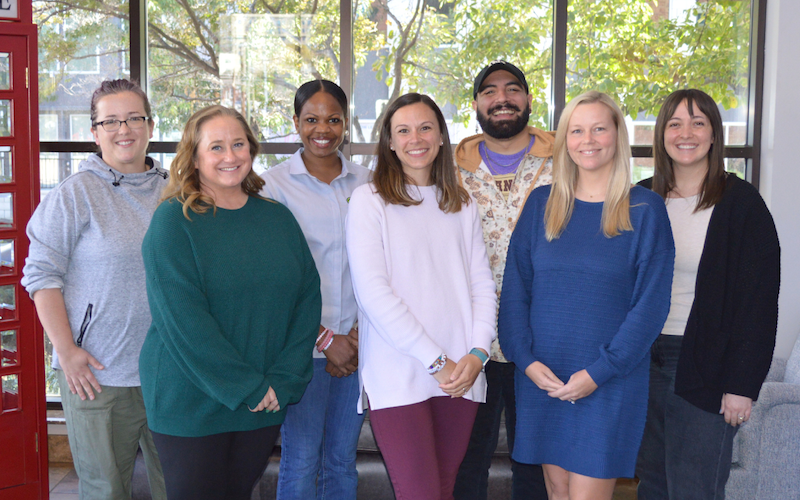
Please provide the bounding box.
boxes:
[76,303,94,347]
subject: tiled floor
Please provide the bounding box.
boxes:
[48,463,79,500]
[47,462,638,500]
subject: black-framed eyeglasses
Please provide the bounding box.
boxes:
[93,116,150,132]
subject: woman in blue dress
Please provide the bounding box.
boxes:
[498,91,674,500]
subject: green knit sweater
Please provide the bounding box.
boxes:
[140,196,321,437]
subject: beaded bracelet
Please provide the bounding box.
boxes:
[321,333,335,352]
[316,328,335,353]
[427,353,447,375]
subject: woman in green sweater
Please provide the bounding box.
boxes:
[140,105,321,500]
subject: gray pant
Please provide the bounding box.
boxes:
[58,370,166,500]
[636,335,737,500]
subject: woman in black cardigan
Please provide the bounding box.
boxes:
[635,89,780,500]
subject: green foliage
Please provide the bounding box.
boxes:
[35,0,752,138]
[365,0,749,138]
[565,0,750,119]
[35,0,129,104]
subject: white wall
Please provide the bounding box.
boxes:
[760,0,800,358]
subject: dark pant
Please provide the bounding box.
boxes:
[636,335,738,500]
[151,425,280,500]
[370,396,479,500]
[453,361,547,500]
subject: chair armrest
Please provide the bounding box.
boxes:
[764,357,787,384]
[731,381,800,468]
[752,380,800,408]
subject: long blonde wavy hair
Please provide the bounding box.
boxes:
[544,91,633,241]
[160,105,265,220]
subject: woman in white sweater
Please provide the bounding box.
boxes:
[346,93,497,500]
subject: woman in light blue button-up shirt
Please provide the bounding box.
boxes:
[260,80,371,500]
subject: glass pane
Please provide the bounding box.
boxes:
[0,53,9,90]
[351,155,376,171]
[44,333,60,397]
[34,0,130,142]
[0,285,15,321]
[0,239,13,275]
[1,330,17,367]
[0,146,11,183]
[725,158,746,180]
[0,100,10,137]
[252,154,293,176]
[631,157,655,185]
[39,152,89,201]
[0,193,12,228]
[148,2,340,141]
[567,0,751,146]
[40,114,58,141]
[69,114,93,141]
[353,0,554,144]
[1,374,19,411]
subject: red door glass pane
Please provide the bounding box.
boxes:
[0,100,10,136]
[0,285,15,321]
[0,54,8,90]
[0,146,12,183]
[0,239,14,275]
[0,330,17,367]
[1,374,19,411]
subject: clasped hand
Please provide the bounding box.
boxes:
[249,386,280,413]
[525,361,597,403]
[325,327,359,378]
[436,351,485,397]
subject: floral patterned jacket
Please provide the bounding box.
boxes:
[455,126,555,362]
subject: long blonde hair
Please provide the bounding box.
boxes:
[545,91,632,241]
[160,105,264,220]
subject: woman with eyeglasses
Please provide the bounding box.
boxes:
[22,79,167,499]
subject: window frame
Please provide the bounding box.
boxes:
[36,0,769,407]
[40,0,768,185]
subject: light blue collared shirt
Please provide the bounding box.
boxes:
[260,149,372,358]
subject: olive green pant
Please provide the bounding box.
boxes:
[58,370,166,500]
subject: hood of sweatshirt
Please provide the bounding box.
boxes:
[78,153,169,187]
[454,125,556,173]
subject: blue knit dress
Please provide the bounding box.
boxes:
[498,185,674,478]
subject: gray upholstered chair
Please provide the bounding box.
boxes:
[726,336,800,500]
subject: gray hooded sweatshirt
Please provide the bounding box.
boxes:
[22,154,169,387]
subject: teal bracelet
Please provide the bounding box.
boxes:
[469,348,489,366]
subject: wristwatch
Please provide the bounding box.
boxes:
[469,348,490,368]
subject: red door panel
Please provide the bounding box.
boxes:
[0,22,47,500]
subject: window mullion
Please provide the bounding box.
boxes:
[551,0,568,128]
[130,0,147,90]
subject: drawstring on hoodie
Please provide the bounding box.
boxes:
[109,167,167,185]
[109,169,124,187]
[147,169,168,179]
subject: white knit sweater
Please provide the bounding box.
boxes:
[346,183,497,412]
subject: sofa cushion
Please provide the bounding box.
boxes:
[784,337,800,385]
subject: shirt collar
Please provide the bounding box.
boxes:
[289,148,352,182]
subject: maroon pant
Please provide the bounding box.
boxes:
[370,396,479,500]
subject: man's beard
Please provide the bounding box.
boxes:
[477,103,531,139]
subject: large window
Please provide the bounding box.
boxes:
[35,0,766,396]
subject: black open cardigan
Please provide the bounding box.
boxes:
[639,173,780,414]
